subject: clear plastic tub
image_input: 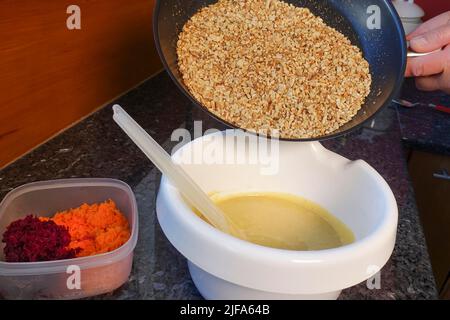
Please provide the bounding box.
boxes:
[0,178,138,299]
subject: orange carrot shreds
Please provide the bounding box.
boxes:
[42,200,130,257]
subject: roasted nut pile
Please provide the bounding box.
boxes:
[177,0,372,139]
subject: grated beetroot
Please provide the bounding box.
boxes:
[2,215,80,262]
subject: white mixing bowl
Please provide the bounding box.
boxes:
[156,131,398,300]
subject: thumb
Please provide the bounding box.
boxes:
[410,24,450,52]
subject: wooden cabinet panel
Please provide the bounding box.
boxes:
[442,277,450,300]
[408,150,450,298]
[0,0,162,168]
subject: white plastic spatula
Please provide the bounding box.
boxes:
[112,105,234,235]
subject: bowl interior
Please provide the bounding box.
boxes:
[173,133,393,241]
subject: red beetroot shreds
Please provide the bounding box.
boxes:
[2,215,80,262]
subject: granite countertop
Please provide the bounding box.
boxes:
[1,72,448,300]
[398,79,450,156]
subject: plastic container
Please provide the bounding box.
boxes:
[0,178,138,299]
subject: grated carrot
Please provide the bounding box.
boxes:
[41,200,130,257]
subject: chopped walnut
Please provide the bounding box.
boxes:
[177,0,372,139]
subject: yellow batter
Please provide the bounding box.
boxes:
[197,192,355,251]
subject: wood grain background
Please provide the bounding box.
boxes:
[0,0,162,168]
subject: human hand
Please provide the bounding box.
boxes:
[405,12,450,94]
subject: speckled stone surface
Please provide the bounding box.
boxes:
[397,78,450,156]
[0,72,442,300]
